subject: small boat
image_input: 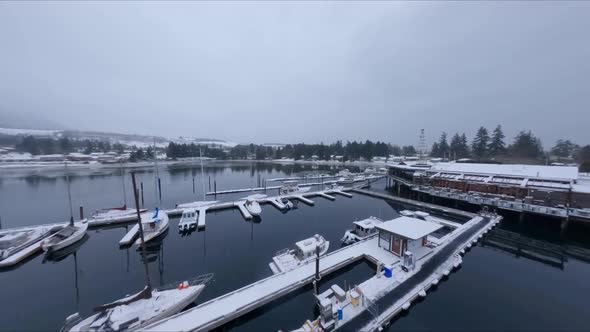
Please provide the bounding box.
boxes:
[41,221,89,253]
[245,199,262,216]
[178,209,197,231]
[44,234,89,263]
[281,197,294,210]
[340,216,383,245]
[269,234,329,274]
[135,209,169,245]
[364,167,376,174]
[61,273,214,332]
[279,180,311,196]
[241,194,266,217]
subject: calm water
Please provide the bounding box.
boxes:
[1,162,590,331]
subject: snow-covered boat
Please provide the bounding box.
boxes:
[245,199,262,216]
[241,194,266,217]
[61,273,214,332]
[279,181,311,196]
[340,216,383,245]
[0,226,60,268]
[41,221,89,252]
[90,206,146,224]
[178,209,197,231]
[269,234,329,274]
[364,167,376,174]
[44,234,89,263]
[281,197,294,210]
[135,209,169,245]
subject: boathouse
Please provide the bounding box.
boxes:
[375,216,442,256]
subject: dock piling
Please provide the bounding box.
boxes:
[79,206,84,220]
[140,182,144,208]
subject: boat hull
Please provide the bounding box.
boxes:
[41,222,88,253]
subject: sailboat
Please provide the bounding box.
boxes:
[90,162,146,223]
[61,173,213,332]
[41,162,88,252]
[134,208,169,245]
[135,143,168,245]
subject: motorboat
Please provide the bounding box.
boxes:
[135,209,169,245]
[178,209,197,231]
[245,199,262,216]
[241,194,266,217]
[279,181,311,196]
[269,234,329,274]
[61,273,214,332]
[281,197,294,210]
[41,221,89,253]
[340,216,383,245]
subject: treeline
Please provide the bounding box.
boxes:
[166,141,417,161]
[14,136,124,155]
[429,125,590,166]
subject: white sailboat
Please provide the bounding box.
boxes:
[61,173,213,332]
[269,234,330,274]
[42,162,88,252]
[61,274,213,332]
[135,209,169,245]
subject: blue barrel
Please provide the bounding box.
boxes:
[384,265,393,278]
[338,307,343,320]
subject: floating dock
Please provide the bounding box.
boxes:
[143,210,500,332]
[119,224,139,246]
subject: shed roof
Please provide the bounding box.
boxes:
[376,216,443,240]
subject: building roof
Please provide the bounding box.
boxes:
[431,163,578,181]
[376,216,443,240]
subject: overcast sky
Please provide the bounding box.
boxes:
[1,1,589,146]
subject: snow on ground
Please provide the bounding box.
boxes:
[0,127,60,136]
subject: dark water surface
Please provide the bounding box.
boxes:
[1,162,589,331]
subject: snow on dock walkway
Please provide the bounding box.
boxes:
[143,236,398,332]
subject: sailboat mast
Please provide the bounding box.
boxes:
[153,139,161,205]
[120,161,127,208]
[65,162,74,225]
[200,148,206,201]
[132,172,153,296]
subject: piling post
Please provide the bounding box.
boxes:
[79,206,84,220]
[192,177,195,194]
[140,182,145,208]
[0,216,2,230]
[214,180,217,197]
[208,176,211,191]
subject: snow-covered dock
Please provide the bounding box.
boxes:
[119,224,139,246]
[143,210,493,332]
[142,236,399,332]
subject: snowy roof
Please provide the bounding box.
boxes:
[353,217,382,229]
[429,163,578,181]
[376,216,443,240]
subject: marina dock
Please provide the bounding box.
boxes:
[143,211,500,332]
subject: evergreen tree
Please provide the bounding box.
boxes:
[488,125,506,156]
[509,131,544,158]
[438,132,449,158]
[471,127,490,158]
[430,142,440,158]
[551,139,578,158]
